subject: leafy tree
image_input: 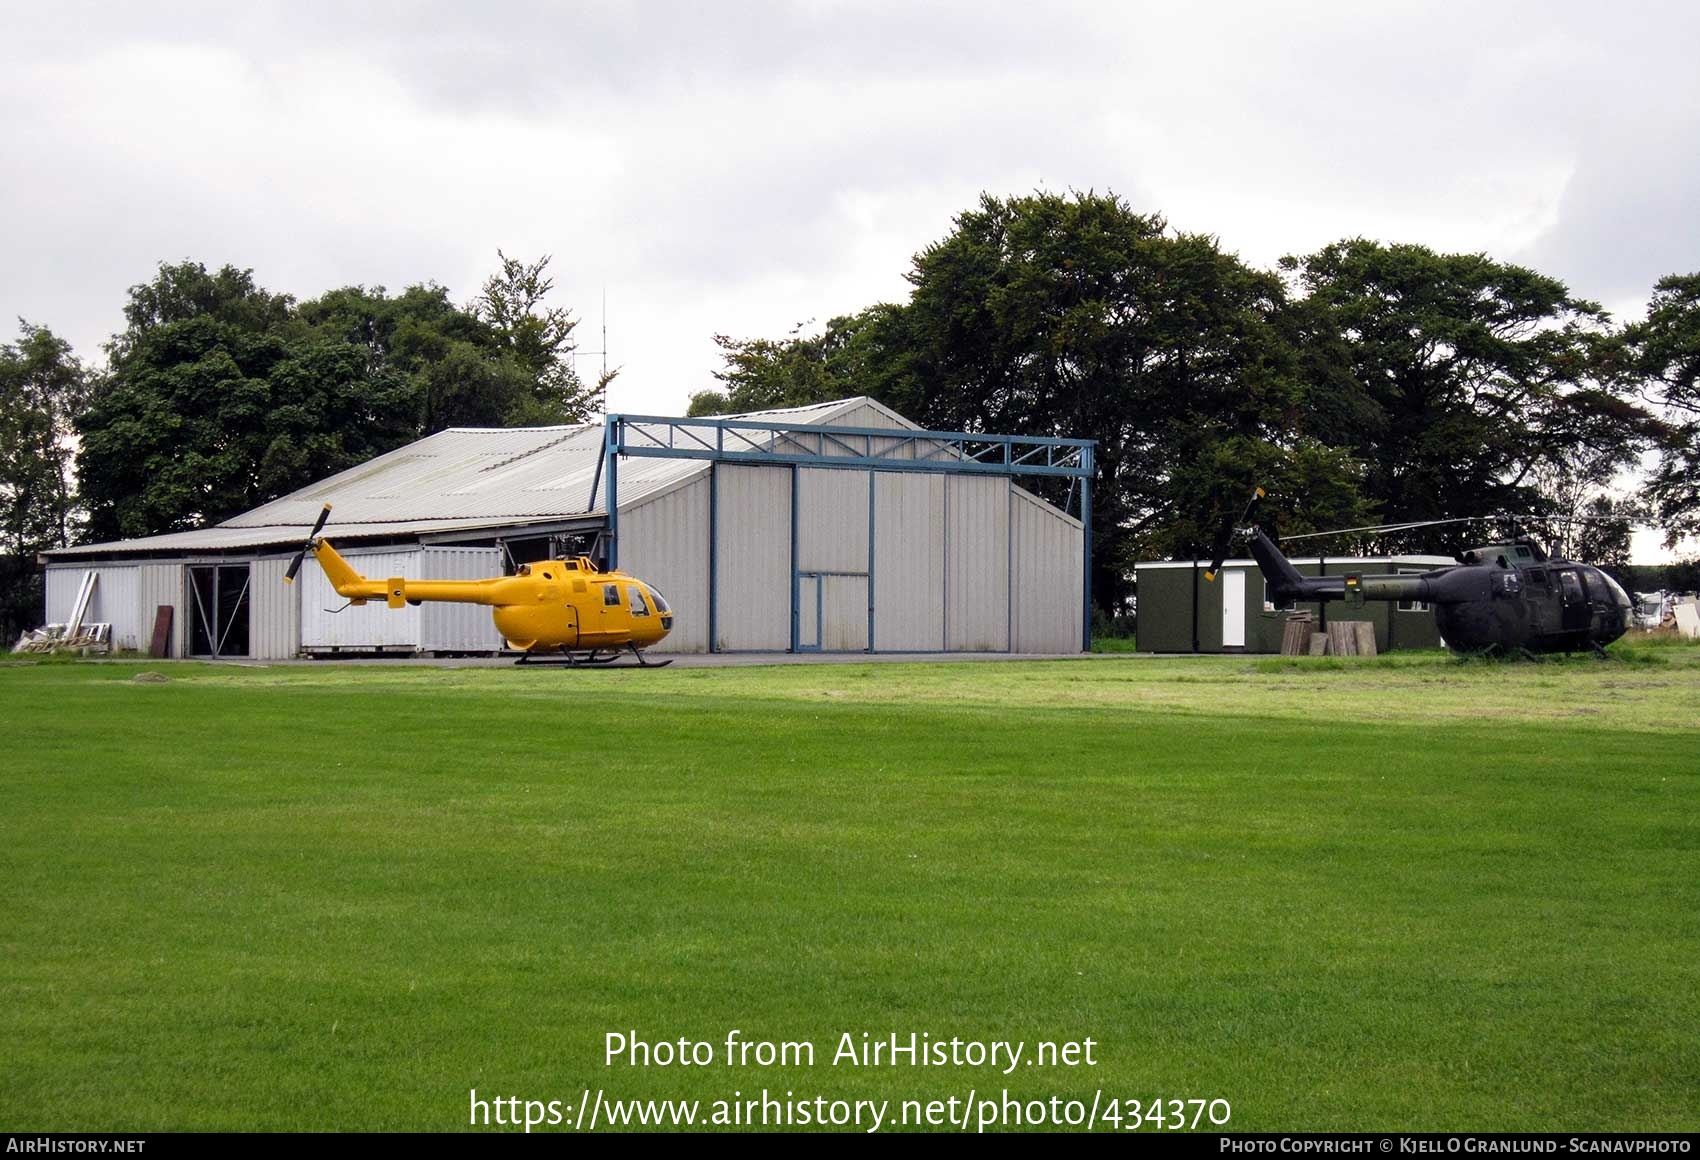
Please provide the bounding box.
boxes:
[1280,240,1653,553]
[711,192,1348,611]
[473,251,611,423]
[79,264,418,540]
[77,255,611,542]
[1,322,85,553]
[1624,273,1700,543]
[0,322,85,638]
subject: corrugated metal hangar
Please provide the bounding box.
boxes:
[42,397,1094,659]
[1134,553,1455,653]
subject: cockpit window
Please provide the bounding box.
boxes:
[649,587,670,614]
[603,583,622,606]
[1588,570,1633,610]
[1558,571,1583,605]
[629,586,650,616]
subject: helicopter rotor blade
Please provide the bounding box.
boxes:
[283,504,333,584]
[1205,487,1265,582]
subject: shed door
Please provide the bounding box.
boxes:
[188,564,252,657]
[1221,570,1246,648]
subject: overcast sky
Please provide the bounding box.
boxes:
[4,1,1697,556]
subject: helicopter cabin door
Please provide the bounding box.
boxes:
[1557,569,1589,633]
[1221,569,1247,648]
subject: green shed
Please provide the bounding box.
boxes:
[1133,554,1456,653]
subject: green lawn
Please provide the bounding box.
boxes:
[1,648,1696,1132]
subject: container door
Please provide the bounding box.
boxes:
[1222,569,1246,648]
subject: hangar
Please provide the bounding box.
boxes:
[1134,552,1454,654]
[41,397,1094,659]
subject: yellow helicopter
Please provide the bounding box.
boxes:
[283,505,675,666]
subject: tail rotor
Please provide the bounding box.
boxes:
[1204,487,1265,582]
[283,504,333,584]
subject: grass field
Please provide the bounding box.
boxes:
[2,646,1697,1133]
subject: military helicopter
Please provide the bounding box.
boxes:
[282,505,675,666]
[1207,490,1633,656]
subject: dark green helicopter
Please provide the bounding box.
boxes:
[1208,490,1634,656]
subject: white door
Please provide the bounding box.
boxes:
[1221,569,1246,648]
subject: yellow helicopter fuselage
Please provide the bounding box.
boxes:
[306,539,673,654]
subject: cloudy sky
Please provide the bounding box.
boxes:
[4,1,1697,552]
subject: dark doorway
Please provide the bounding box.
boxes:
[188,564,252,657]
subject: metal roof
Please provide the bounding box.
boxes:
[46,397,904,559]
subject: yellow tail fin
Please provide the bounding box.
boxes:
[311,539,382,599]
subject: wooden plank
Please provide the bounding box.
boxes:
[148,605,173,658]
[1328,621,1357,656]
[1308,632,1330,655]
[1280,619,1311,656]
[1354,621,1378,657]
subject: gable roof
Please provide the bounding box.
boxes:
[47,397,912,558]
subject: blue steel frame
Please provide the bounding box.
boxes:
[599,413,1097,651]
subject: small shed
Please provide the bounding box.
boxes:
[1134,554,1456,654]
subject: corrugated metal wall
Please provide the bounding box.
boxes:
[44,565,142,649]
[796,468,869,573]
[299,548,422,649]
[249,556,300,659]
[612,478,709,654]
[712,464,791,650]
[1011,490,1083,653]
[137,563,184,657]
[944,474,1010,651]
[419,547,505,651]
[872,473,945,651]
[820,575,869,651]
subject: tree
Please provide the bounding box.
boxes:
[0,322,85,639]
[473,251,610,423]
[76,256,614,542]
[1281,240,1653,553]
[712,192,1346,611]
[77,263,419,540]
[1624,273,1700,543]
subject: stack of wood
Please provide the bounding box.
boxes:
[1278,613,1378,657]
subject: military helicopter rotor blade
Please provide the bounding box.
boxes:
[1276,515,1489,543]
[1204,487,1266,582]
[283,504,334,584]
[1277,510,1636,547]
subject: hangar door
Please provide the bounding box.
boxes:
[188,564,251,657]
[795,468,870,652]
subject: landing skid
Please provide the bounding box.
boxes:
[512,645,672,668]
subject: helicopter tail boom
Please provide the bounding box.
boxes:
[1248,527,1436,605]
[310,538,509,607]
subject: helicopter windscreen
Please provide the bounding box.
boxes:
[1593,570,1632,610]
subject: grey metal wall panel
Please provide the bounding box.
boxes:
[945,475,1010,651]
[713,464,791,650]
[418,547,505,652]
[1011,490,1082,653]
[821,574,870,651]
[299,548,423,648]
[618,476,710,654]
[872,472,945,651]
[137,563,185,657]
[43,566,79,623]
[43,564,142,650]
[249,556,301,659]
[796,468,869,574]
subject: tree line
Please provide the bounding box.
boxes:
[689,192,1700,613]
[1,252,607,639]
[4,192,1698,638]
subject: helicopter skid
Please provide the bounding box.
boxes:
[512,646,672,668]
